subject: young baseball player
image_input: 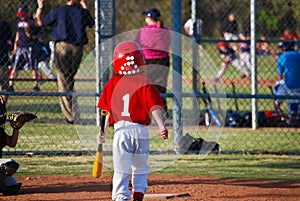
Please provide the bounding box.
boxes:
[9,5,40,92]
[273,41,300,126]
[96,41,168,201]
[238,31,251,76]
[215,41,250,82]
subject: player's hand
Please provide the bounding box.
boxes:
[11,50,16,56]
[224,56,231,63]
[37,0,44,8]
[80,0,88,9]
[96,132,106,144]
[158,127,168,140]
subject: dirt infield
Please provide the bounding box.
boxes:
[2,174,299,201]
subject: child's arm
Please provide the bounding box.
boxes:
[5,129,20,148]
[151,108,168,140]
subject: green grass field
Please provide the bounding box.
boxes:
[13,154,300,182]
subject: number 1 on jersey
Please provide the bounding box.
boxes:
[121,94,130,117]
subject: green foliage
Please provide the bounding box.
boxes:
[159,154,300,181]
[257,10,278,35]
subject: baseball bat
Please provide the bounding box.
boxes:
[201,82,210,126]
[213,84,222,113]
[202,82,222,126]
[208,108,222,126]
[231,82,239,112]
[93,109,108,178]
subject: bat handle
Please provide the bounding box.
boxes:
[101,110,108,116]
[100,109,108,137]
[93,109,108,178]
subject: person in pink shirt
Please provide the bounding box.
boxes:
[135,8,171,113]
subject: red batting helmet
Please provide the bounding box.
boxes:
[217,41,228,48]
[17,5,29,17]
[113,41,145,75]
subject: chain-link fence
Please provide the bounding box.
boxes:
[0,0,299,158]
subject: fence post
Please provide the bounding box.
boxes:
[191,0,200,115]
[172,0,183,154]
[95,0,101,126]
[96,0,115,126]
[250,0,258,130]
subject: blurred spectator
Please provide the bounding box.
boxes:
[184,18,196,37]
[256,35,270,56]
[135,8,171,113]
[48,41,55,69]
[222,13,239,52]
[273,41,300,126]
[35,30,56,81]
[36,40,56,80]
[283,28,298,40]
[36,0,95,124]
[183,18,204,54]
[283,28,299,50]
[238,31,251,74]
[0,14,12,102]
[222,13,239,41]
[9,5,40,92]
[215,41,250,82]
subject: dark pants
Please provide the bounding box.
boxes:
[0,65,9,92]
[55,42,83,122]
[143,57,170,111]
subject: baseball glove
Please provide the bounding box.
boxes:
[8,111,37,129]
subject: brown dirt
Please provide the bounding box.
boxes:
[2,174,299,201]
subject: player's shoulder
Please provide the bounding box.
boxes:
[285,51,300,61]
[290,51,300,55]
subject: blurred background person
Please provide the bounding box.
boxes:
[256,35,270,56]
[9,5,40,92]
[223,13,239,40]
[215,41,249,82]
[283,28,299,51]
[36,31,56,81]
[36,0,94,124]
[238,31,251,77]
[183,17,204,54]
[222,13,239,51]
[135,8,171,114]
[0,13,13,102]
[273,41,300,126]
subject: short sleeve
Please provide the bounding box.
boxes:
[146,84,164,112]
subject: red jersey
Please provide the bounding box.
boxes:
[97,74,165,125]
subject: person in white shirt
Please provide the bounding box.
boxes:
[184,18,203,54]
